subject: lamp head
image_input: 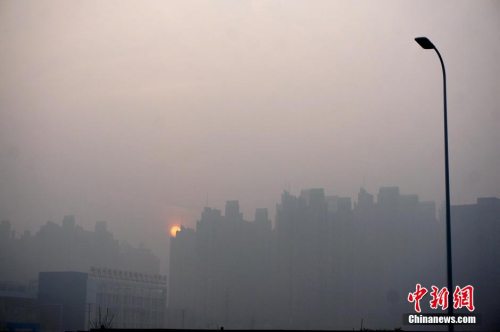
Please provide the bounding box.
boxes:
[415,37,435,50]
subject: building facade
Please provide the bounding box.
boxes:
[0,217,160,285]
[37,269,167,331]
[0,281,39,331]
[169,187,448,330]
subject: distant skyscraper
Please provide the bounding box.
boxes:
[255,208,271,230]
[357,188,374,210]
[337,197,352,213]
[0,217,160,283]
[167,188,497,330]
[225,201,241,221]
[377,186,400,208]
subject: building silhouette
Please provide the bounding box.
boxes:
[448,197,500,330]
[0,216,160,284]
[168,187,457,330]
[2,188,498,330]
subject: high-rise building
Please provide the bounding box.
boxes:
[169,187,449,330]
[449,197,500,330]
[0,217,160,284]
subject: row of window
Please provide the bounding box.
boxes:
[98,284,165,297]
[96,293,166,308]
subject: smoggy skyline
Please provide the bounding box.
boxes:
[1,1,499,269]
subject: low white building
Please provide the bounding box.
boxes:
[86,267,167,329]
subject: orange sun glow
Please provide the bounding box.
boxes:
[170,225,181,237]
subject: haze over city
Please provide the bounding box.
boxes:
[1,1,499,268]
[0,1,499,330]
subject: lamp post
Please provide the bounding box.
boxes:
[414,36,453,331]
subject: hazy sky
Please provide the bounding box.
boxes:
[1,1,499,271]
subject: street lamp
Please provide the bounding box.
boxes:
[414,37,453,331]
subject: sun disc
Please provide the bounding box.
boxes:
[170,225,181,237]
